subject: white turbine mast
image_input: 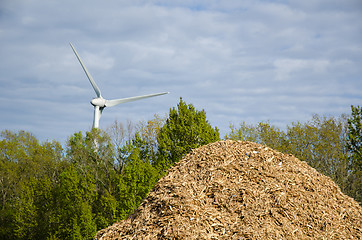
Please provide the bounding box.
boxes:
[70,43,169,129]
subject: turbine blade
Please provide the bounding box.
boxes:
[70,43,102,98]
[105,92,169,107]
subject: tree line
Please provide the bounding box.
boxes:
[0,98,361,240]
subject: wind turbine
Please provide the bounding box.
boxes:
[70,43,169,129]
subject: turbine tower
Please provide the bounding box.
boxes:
[70,43,169,129]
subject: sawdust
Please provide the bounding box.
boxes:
[95,140,362,239]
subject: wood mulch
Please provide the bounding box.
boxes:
[95,140,362,239]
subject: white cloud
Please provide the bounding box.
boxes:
[274,58,330,81]
[0,0,361,143]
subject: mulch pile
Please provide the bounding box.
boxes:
[95,140,362,239]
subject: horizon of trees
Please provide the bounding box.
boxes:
[0,98,361,239]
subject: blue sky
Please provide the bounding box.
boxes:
[1,0,361,143]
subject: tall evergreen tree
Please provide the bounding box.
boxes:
[156,98,220,172]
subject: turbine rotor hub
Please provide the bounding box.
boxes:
[91,97,106,107]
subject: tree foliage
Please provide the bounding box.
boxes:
[346,105,362,203]
[286,115,349,184]
[347,105,362,172]
[0,130,65,239]
[227,121,287,152]
[117,134,159,219]
[156,98,220,172]
[53,166,97,239]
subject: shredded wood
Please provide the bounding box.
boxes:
[95,140,362,239]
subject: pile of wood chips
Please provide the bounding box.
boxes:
[95,140,362,239]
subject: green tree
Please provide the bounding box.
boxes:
[66,129,116,193]
[156,98,220,172]
[0,130,65,240]
[346,105,362,204]
[108,115,166,219]
[286,115,349,190]
[65,129,119,231]
[107,115,165,173]
[225,121,259,142]
[13,180,37,240]
[135,114,166,164]
[117,134,159,219]
[347,105,362,172]
[225,121,287,152]
[52,167,96,240]
[93,188,117,230]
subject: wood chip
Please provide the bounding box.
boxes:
[95,140,362,240]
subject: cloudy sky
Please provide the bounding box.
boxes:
[1,0,361,144]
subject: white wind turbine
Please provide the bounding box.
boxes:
[70,43,169,129]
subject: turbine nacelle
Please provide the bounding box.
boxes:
[91,97,106,107]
